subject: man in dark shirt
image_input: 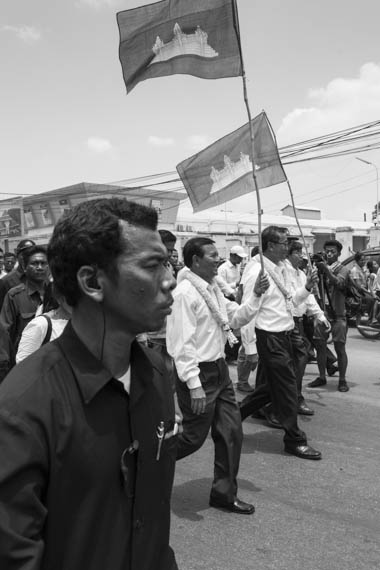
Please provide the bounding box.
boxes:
[308,239,351,392]
[0,245,49,350]
[0,198,178,570]
[0,239,35,308]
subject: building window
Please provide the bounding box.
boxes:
[39,204,52,226]
[24,207,35,229]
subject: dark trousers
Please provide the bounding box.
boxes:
[240,329,307,447]
[176,358,242,504]
[290,318,308,403]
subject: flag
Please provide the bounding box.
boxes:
[117,0,242,93]
[176,111,287,213]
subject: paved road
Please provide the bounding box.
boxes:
[170,328,380,570]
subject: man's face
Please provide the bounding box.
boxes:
[4,255,16,272]
[25,253,49,283]
[289,248,303,269]
[101,224,176,334]
[324,246,339,265]
[357,255,365,268]
[193,244,220,283]
[230,253,243,265]
[269,232,288,263]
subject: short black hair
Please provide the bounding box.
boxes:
[354,251,365,262]
[158,229,176,245]
[323,239,342,253]
[23,245,47,266]
[48,198,157,306]
[288,240,303,255]
[183,237,215,268]
[4,252,16,259]
[251,246,260,258]
[262,226,288,251]
[367,260,375,273]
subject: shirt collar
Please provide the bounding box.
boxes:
[56,322,164,405]
[189,270,212,292]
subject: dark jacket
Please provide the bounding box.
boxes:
[0,323,178,570]
[0,265,25,308]
[0,282,42,348]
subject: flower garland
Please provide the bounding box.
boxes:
[183,271,239,347]
[263,259,294,314]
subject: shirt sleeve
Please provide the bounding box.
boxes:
[0,410,48,569]
[0,293,16,342]
[16,317,48,363]
[166,290,202,389]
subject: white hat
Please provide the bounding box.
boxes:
[230,245,247,258]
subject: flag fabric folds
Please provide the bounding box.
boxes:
[177,111,287,213]
[117,0,242,93]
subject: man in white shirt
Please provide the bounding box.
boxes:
[286,240,330,415]
[239,226,322,460]
[167,237,264,515]
[217,245,247,296]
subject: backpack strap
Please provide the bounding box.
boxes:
[41,315,53,346]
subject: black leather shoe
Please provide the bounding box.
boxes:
[338,380,349,392]
[263,408,282,429]
[308,377,327,388]
[297,402,315,416]
[327,365,338,376]
[209,497,255,515]
[284,444,322,460]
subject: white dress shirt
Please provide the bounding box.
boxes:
[240,256,310,333]
[217,260,240,288]
[285,260,325,319]
[16,312,68,363]
[166,272,260,389]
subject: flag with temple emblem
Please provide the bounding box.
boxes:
[177,111,287,212]
[117,0,242,93]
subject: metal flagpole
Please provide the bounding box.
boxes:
[232,0,265,272]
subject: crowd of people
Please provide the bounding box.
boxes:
[0,198,377,569]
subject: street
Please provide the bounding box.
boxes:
[170,328,380,570]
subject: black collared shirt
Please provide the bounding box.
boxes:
[0,323,178,570]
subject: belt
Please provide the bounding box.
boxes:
[293,316,303,322]
[199,358,224,368]
[255,328,292,337]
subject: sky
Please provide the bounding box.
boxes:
[2,0,380,223]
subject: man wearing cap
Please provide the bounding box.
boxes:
[218,246,247,362]
[0,239,35,309]
[218,245,247,298]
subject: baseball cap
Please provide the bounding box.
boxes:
[16,239,36,254]
[230,245,247,258]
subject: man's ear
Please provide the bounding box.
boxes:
[77,266,104,303]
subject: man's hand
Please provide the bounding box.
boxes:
[317,315,331,333]
[189,386,207,415]
[254,271,270,296]
[305,266,319,290]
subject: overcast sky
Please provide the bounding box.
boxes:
[2,0,380,222]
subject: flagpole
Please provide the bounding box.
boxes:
[286,179,313,272]
[232,1,265,272]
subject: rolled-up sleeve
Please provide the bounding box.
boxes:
[0,410,48,569]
